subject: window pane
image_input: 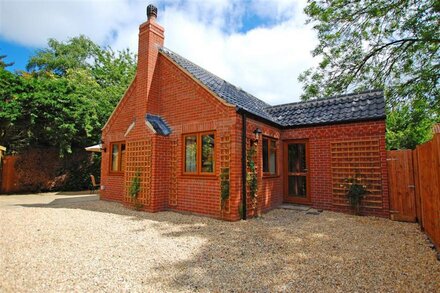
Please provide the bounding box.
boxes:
[262,138,269,172]
[298,144,306,172]
[288,144,297,172]
[120,144,126,172]
[288,175,307,197]
[288,144,306,173]
[111,144,119,171]
[185,136,197,172]
[201,134,215,173]
[269,148,276,174]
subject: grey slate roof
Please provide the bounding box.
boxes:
[159,47,385,128]
[145,114,171,136]
[266,90,386,127]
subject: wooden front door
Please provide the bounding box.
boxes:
[283,140,311,204]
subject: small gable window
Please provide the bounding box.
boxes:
[183,132,215,175]
[110,142,126,172]
[263,137,277,175]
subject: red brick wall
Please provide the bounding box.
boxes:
[136,19,164,117]
[151,135,171,211]
[100,50,242,220]
[101,16,164,206]
[281,120,389,218]
[242,118,283,218]
[156,54,240,220]
[102,58,389,220]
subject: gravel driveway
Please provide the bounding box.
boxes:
[1,194,439,292]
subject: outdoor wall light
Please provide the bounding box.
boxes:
[100,139,107,153]
[251,128,262,144]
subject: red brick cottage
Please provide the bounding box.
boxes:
[100,5,389,221]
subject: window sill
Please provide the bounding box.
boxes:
[109,172,124,176]
[181,174,218,180]
[263,174,280,179]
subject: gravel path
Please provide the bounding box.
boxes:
[1,198,439,292]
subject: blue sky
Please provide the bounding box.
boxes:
[0,0,317,105]
[0,1,276,71]
[0,38,35,71]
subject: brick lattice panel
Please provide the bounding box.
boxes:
[331,139,383,208]
[220,133,231,213]
[169,139,178,207]
[124,140,152,206]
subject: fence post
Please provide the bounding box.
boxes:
[412,149,423,228]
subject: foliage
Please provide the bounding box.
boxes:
[129,170,141,199]
[238,201,244,219]
[0,36,136,155]
[247,144,258,202]
[0,67,29,152]
[299,0,439,149]
[27,36,99,75]
[61,152,101,191]
[387,98,435,149]
[342,173,370,214]
[0,53,14,68]
[129,170,143,211]
[220,167,230,209]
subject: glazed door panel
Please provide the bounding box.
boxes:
[284,141,311,204]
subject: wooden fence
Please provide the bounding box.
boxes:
[0,156,17,194]
[387,134,440,249]
[387,150,417,222]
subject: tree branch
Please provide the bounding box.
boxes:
[353,38,421,77]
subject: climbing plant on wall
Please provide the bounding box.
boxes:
[247,144,258,213]
[220,167,230,210]
[129,170,142,210]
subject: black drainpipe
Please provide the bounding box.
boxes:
[241,111,247,220]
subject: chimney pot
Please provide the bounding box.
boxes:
[147,4,158,20]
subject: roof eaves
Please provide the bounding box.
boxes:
[280,115,386,129]
[236,107,283,128]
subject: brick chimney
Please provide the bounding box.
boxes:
[136,4,164,117]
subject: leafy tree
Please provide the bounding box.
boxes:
[0,67,28,151]
[27,35,99,75]
[19,70,102,154]
[0,36,136,190]
[299,0,439,149]
[386,98,434,149]
[1,36,136,155]
[0,53,14,68]
[91,47,137,106]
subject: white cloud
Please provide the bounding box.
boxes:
[251,0,305,22]
[0,0,318,104]
[0,0,134,46]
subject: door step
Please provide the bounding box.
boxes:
[278,204,311,211]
